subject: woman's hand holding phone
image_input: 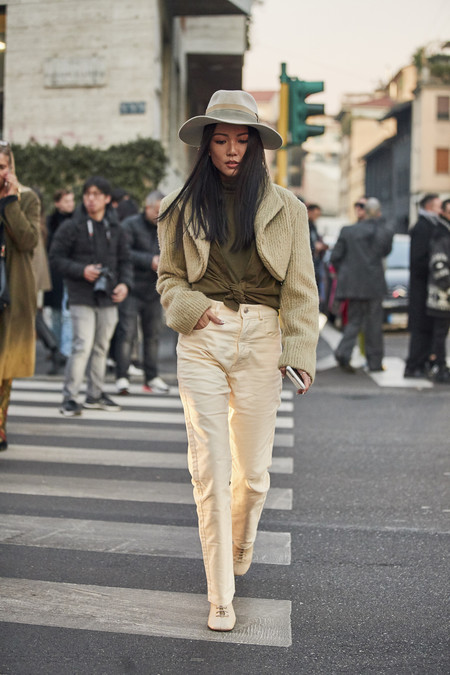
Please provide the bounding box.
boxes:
[281,366,312,395]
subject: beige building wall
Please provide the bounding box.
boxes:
[387,64,417,102]
[301,115,342,215]
[249,90,280,179]
[180,14,247,56]
[411,84,450,214]
[4,0,163,148]
[343,115,395,220]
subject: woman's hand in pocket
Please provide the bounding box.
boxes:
[193,309,225,330]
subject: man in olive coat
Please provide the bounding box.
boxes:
[330,198,393,372]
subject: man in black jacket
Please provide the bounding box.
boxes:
[425,198,450,383]
[404,193,442,378]
[50,176,132,416]
[115,190,169,395]
[330,198,393,372]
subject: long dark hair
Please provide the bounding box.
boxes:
[159,125,269,251]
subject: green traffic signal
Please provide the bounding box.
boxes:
[288,79,325,145]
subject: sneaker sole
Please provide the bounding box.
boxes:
[59,409,82,417]
[144,387,170,394]
[83,403,121,411]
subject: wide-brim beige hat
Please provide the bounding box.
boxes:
[178,90,283,150]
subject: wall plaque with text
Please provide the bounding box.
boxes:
[44,57,107,88]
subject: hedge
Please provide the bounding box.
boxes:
[11,137,168,211]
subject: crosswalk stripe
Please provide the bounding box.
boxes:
[8,405,294,428]
[13,378,295,400]
[367,356,433,388]
[1,474,293,510]
[3,378,295,647]
[10,390,294,413]
[7,421,295,447]
[319,324,436,388]
[0,578,292,647]
[3,445,294,474]
[0,514,291,564]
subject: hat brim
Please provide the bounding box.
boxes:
[179,113,283,150]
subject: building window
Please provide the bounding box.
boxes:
[437,96,450,121]
[436,148,449,174]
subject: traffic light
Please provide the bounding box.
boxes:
[288,79,325,145]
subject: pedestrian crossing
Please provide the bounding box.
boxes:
[318,323,434,388]
[0,378,297,648]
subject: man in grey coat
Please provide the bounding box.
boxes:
[330,198,393,372]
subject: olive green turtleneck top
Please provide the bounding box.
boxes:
[192,178,281,311]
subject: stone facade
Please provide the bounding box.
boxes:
[2,0,252,191]
[4,0,162,148]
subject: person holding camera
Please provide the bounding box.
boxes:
[50,176,132,417]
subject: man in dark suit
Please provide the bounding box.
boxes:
[330,197,393,372]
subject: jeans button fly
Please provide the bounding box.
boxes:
[243,307,249,313]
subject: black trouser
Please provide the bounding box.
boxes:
[431,317,450,368]
[115,294,163,383]
[35,311,58,352]
[335,298,384,370]
[405,325,433,371]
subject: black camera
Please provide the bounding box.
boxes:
[93,266,114,296]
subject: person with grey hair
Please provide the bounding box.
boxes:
[330,197,393,372]
[115,189,169,394]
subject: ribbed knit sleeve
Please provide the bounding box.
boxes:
[277,192,319,380]
[156,193,212,334]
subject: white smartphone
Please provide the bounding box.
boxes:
[286,366,306,390]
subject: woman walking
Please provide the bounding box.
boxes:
[0,143,39,450]
[157,90,319,631]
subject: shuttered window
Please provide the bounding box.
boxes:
[436,148,449,174]
[437,96,450,121]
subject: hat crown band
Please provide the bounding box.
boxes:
[206,102,258,122]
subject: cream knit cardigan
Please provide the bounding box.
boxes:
[157,182,319,380]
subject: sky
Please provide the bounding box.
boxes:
[243,0,450,115]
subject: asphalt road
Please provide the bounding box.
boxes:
[0,325,449,674]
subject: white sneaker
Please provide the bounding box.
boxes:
[146,376,170,394]
[128,364,144,377]
[116,377,130,394]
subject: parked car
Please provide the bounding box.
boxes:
[383,233,410,321]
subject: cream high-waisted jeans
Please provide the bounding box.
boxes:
[177,301,282,605]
